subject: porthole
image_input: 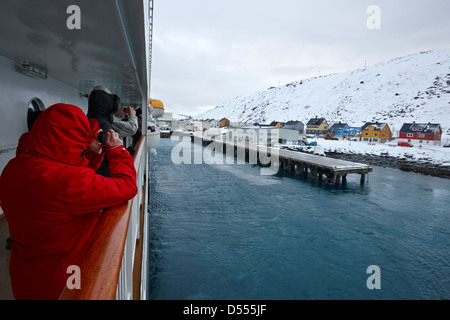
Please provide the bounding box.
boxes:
[27,98,45,131]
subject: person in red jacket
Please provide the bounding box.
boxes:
[0,103,137,300]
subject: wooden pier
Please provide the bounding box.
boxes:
[278,148,373,185]
[192,136,373,185]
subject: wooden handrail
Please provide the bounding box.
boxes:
[59,136,145,300]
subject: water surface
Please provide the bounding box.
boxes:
[147,138,450,300]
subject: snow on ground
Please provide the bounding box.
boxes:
[312,138,450,165]
[194,127,450,165]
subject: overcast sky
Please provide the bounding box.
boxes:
[150,0,450,117]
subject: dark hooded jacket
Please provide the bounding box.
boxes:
[87,89,121,176]
[0,103,137,300]
[87,89,120,132]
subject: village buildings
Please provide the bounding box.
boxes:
[399,122,442,146]
[171,113,443,147]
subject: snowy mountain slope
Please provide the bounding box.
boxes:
[197,50,450,138]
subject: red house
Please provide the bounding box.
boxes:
[399,122,442,145]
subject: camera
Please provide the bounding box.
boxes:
[123,107,130,113]
[97,131,108,144]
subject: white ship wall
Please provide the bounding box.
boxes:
[0,55,86,174]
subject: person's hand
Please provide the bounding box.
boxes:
[128,107,136,116]
[89,130,104,155]
[104,129,123,151]
[117,106,127,118]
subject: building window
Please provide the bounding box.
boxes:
[27,98,45,131]
[407,133,413,138]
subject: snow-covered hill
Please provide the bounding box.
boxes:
[197,50,450,139]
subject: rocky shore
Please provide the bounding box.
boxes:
[326,152,450,180]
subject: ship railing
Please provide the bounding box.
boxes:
[59,134,148,300]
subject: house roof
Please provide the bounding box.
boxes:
[269,121,282,126]
[219,118,229,122]
[269,120,304,127]
[307,117,326,126]
[361,122,388,131]
[399,123,441,134]
[284,120,304,126]
[330,122,349,130]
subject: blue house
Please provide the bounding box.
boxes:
[348,126,361,136]
[330,122,349,136]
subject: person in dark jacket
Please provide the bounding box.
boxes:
[0,103,137,300]
[132,107,143,148]
[87,85,121,176]
[86,85,120,132]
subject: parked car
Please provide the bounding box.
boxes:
[398,142,413,147]
[302,138,317,146]
[443,144,450,148]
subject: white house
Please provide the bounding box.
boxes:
[223,126,302,146]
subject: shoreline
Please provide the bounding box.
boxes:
[325,152,450,180]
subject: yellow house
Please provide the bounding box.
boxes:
[360,122,392,143]
[306,117,329,135]
[269,121,284,128]
[219,118,230,127]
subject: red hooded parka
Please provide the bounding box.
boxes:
[0,103,137,300]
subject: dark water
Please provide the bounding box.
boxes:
[147,138,450,300]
